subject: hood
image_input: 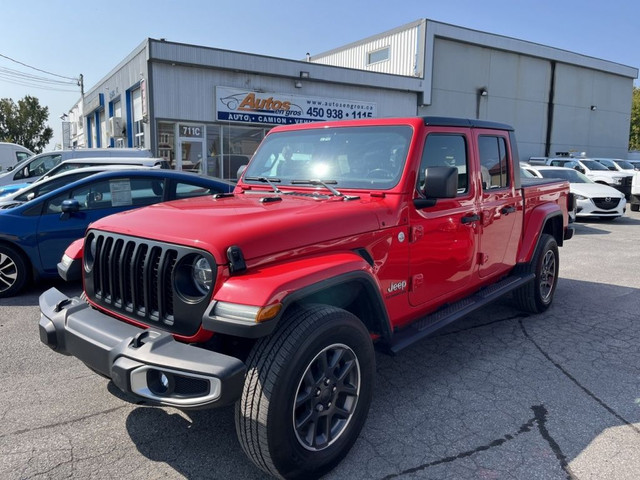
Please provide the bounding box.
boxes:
[570,182,624,198]
[90,192,391,264]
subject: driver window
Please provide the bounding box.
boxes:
[478,136,509,190]
[45,180,111,214]
[418,134,468,194]
[15,154,62,180]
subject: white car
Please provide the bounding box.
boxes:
[594,158,636,172]
[534,166,626,220]
[544,157,632,199]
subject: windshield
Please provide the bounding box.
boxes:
[613,159,634,169]
[580,159,608,171]
[596,159,615,170]
[538,168,592,183]
[242,125,412,190]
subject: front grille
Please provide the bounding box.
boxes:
[592,197,621,210]
[85,230,215,337]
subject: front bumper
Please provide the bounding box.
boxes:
[575,197,626,218]
[39,288,246,409]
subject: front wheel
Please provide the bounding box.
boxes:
[235,304,375,479]
[0,245,28,298]
[630,204,639,212]
[513,233,559,313]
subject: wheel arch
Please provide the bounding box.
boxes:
[204,253,393,343]
[518,208,564,264]
[280,271,392,343]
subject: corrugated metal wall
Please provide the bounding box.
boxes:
[311,24,420,77]
[420,37,634,160]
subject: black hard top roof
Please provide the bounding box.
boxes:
[422,116,514,131]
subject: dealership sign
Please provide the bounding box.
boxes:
[215,86,377,125]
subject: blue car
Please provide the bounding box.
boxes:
[0,169,234,297]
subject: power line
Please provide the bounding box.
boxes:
[0,73,78,92]
[0,65,77,86]
[0,52,78,82]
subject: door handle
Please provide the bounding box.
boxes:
[500,206,516,215]
[461,214,480,224]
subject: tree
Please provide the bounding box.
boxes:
[630,86,640,151]
[0,95,54,153]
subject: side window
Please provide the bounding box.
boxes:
[15,152,31,163]
[175,182,222,199]
[44,178,164,214]
[45,180,108,214]
[418,134,468,194]
[15,154,62,180]
[478,136,509,190]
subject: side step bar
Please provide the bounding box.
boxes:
[388,273,535,354]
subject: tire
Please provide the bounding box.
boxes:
[513,233,559,313]
[235,304,375,479]
[0,245,28,298]
[631,204,639,212]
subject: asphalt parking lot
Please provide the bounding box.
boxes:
[1,211,639,480]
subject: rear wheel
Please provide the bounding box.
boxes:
[513,234,559,313]
[0,245,28,298]
[236,304,375,479]
[630,204,639,212]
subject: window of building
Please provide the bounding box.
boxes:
[219,125,267,180]
[478,136,509,189]
[131,88,144,148]
[418,134,468,194]
[100,110,107,148]
[157,122,176,168]
[367,47,390,65]
[111,100,125,148]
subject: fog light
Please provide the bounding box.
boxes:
[147,369,174,395]
[160,372,170,390]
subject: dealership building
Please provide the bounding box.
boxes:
[65,19,638,178]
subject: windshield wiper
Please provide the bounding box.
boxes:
[244,176,283,194]
[291,179,358,200]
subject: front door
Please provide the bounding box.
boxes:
[408,130,480,308]
[176,124,206,173]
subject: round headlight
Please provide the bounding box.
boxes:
[192,256,213,295]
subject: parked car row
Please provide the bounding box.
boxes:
[0,147,164,188]
[523,165,626,221]
[0,155,234,298]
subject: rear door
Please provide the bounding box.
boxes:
[476,132,521,278]
[408,128,480,308]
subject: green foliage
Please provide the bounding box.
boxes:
[630,86,640,151]
[0,95,53,154]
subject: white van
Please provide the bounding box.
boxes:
[0,148,156,187]
[0,143,34,172]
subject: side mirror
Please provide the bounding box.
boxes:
[414,166,458,209]
[7,165,13,172]
[61,199,81,213]
[237,164,247,180]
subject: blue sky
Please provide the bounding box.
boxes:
[1,0,638,149]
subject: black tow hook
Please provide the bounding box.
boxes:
[54,298,72,313]
[130,330,152,348]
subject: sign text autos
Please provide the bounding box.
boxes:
[215,87,377,126]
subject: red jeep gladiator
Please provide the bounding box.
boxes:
[40,117,573,479]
